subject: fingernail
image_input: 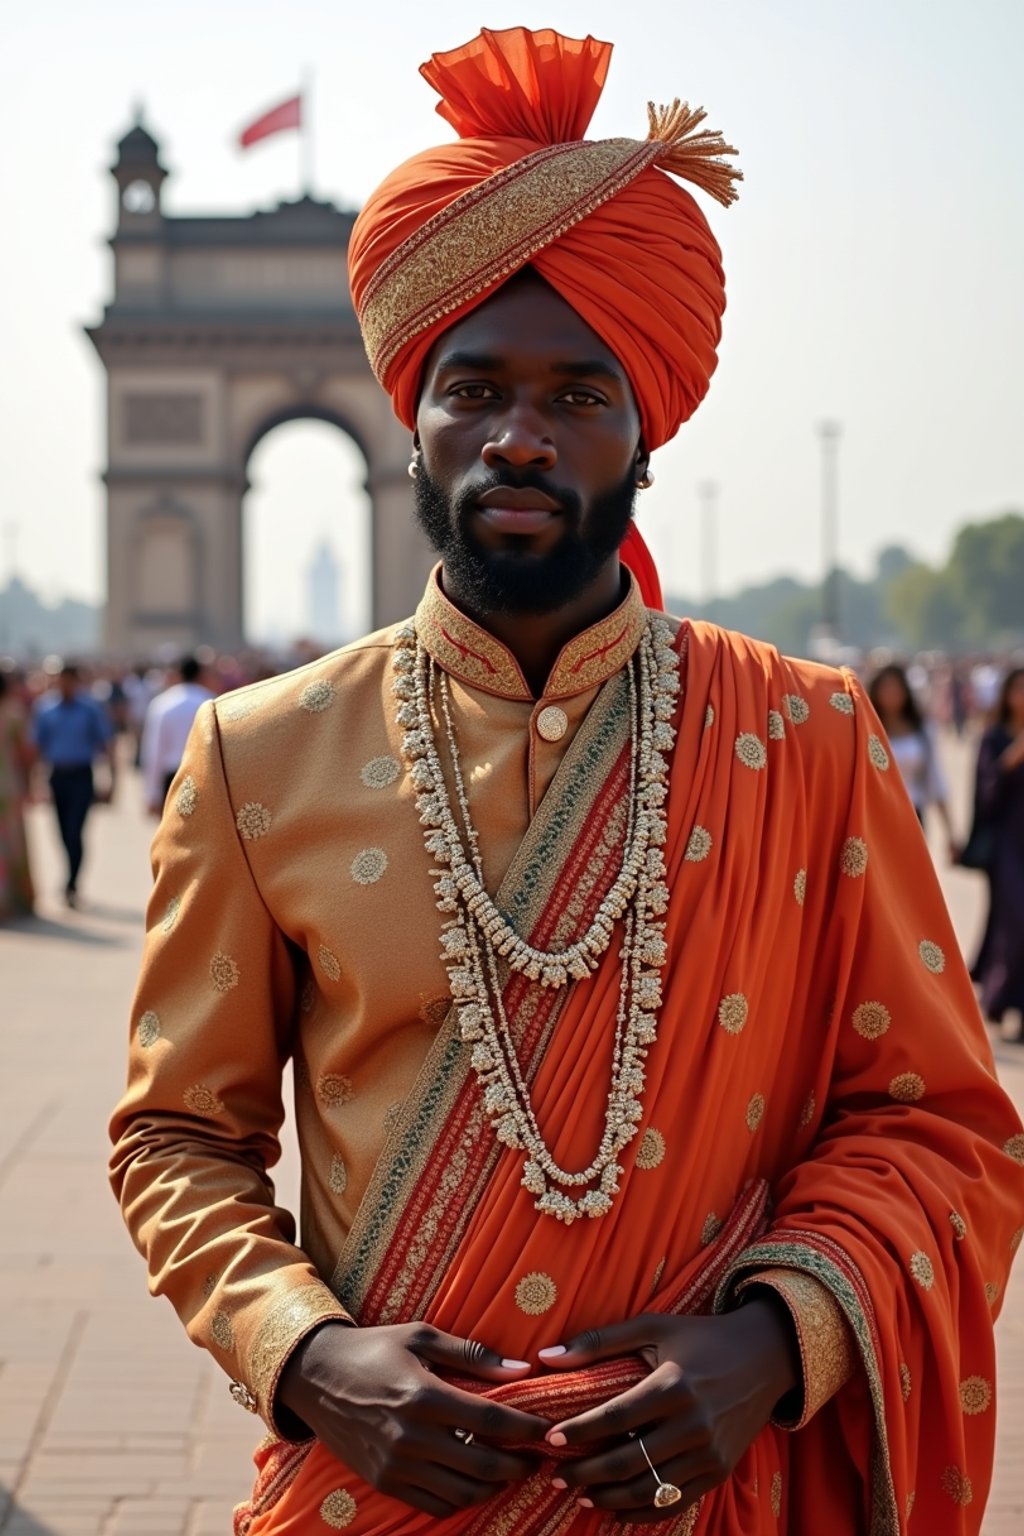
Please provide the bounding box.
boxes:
[501,1358,530,1369]
[547,1430,567,1448]
[538,1345,566,1359]
[579,1497,594,1508]
[551,1477,567,1490]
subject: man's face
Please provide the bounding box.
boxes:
[414,270,644,614]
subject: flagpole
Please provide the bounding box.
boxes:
[301,67,314,197]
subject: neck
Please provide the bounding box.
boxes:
[440,556,626,697]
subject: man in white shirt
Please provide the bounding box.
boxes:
[139,656,214,815]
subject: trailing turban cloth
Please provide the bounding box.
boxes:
[348,27,741,609]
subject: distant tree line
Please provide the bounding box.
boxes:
[668,511,1024,657]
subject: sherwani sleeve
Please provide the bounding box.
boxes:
[109,700,352,1436]
[716,673,1024,1530]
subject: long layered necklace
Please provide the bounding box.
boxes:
[392,616,681,1223]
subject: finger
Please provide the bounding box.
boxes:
[403,1459,499,1511]
[417,1427,539,1484]
[424,1379,550,1443]
[584,1464,718,1516]
[413,1324,531,1382]
[558,1415,700,1490]
[547,1365,680,1450]
[539,1314,663,1371]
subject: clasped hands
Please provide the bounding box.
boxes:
[278,1299,798,1522]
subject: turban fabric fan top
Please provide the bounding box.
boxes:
[348,27,740,609]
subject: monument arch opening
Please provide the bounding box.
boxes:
[86,115,432,657]
[244,415,371,647]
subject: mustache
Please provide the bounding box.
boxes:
[454,472,582,522]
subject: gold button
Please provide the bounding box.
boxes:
[536,705,568,742]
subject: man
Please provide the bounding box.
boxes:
[139,654,214,815]
[33,661,114,905]
[111,27,1024,1534]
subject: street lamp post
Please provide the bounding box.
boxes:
[818,422,842,640]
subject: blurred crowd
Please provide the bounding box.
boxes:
[2,640,1023,1035]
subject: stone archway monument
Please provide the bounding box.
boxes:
[86,118,433,654]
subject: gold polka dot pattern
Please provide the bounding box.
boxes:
[320,1489,357,1528]
[635,1127,666,1170]
[210,952,240,993]
[1003,1133,1024,1165]
[959,1376,992,1414]
[829,691,854,715]
[734,732,767,770]
[840,837,869,878]
[949,1210,967,1241]
[236,802,272,840]
[701,1212,723,1246]
[328,1155,348,1195]
[940,1466,973,1507]
[138,1010,161,1048]
[899,1362,911,1400]
[889,1072,926,1102]
[515,1271,557,1316]
[350,847,388,885]
[746,1093,766,1132]
[782,694,810,724]
[299,679,336,713]
[770,1470,782,1516]
[175,775,198,817]
[704,703,715,729]
[210,1310,233,1350]
[918,940,945,974]
[909,1251,934,1290]
[985,1280,1001,1307]
[318,946,341,983]
[685,825,712,862]
[184,1084,225,1118]
[360,755,401,790]
[852,1000,890,1040]
[318,1074,354,1109]
[793,868,807,906]
[798,1093,816,1128]
[767,709,785,740]
[717,993,749,1035]
[868,734,890,771]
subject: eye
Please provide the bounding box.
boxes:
[559,389,605,407]
[449,383,499,401]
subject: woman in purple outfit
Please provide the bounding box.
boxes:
[971,667,1024,1029]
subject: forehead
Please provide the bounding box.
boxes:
[423,270,628,378]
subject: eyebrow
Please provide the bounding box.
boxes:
[433,350,626,384]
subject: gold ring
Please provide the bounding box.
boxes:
[636,1434,682,1508]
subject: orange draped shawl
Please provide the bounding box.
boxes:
[237,622,1023,1535]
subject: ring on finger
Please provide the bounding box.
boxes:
[453,1427,475,1445]
[635,1434,681,1508]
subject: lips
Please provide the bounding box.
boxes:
[475,486,562,535]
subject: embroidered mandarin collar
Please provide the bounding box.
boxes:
[413,564,649,702]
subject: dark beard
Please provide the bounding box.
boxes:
[413,466,637,615]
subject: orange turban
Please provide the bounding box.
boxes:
[348,27,741,606]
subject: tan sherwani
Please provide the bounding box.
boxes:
[110,569,677,1432]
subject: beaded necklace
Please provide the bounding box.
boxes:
[392,616,681,1222]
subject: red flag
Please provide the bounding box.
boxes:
[238,94,302,149]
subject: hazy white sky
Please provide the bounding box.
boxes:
[3,0,1023,640]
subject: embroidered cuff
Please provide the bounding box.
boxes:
[243,1283,355,1439]
[735,1268,855,1429]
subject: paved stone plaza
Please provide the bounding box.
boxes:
[1,736,1021,1534]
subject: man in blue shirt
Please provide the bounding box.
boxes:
[32,663,116,906]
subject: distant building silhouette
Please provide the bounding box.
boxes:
[308,542,341,644]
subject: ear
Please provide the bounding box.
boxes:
[634,438,650,484]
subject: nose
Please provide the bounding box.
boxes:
[482,407,557,472]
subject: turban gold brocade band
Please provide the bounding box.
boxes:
[348,27,742,457]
